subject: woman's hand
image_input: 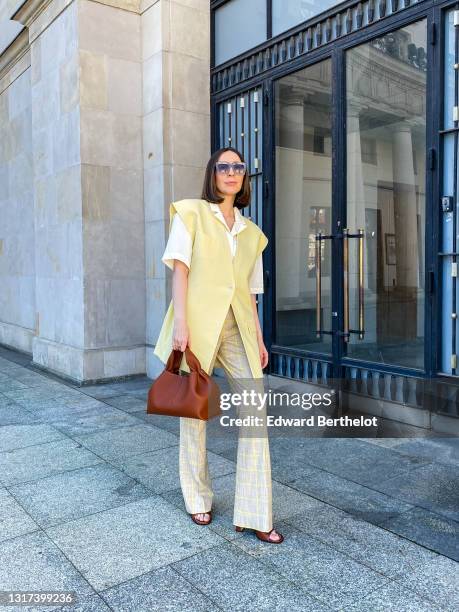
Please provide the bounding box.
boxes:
[172,318,190,351]
[258,335,269,369]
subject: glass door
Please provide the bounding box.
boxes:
[343,19,427,369]
[274,58,333,355]
[273,18,428,375]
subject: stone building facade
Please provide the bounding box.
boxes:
[0,0,210,383]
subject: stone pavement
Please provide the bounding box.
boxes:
[0,345,458,612]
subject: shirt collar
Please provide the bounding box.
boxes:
[207,201,247,235]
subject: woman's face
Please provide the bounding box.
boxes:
[214,152,245,199]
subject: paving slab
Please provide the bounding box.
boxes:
[264,437,431,487]
[284,504,452,578]
[275,463,414,525]
[135,410,181,436]
[0,393,21,409]
[113,445,236,494]
[46,496,225,591]
[371,462,459,522]
[0,439,103,486]
[233,521,392,610]
[0,379,30,393]
[102,394,148,413]
[0,423,66,453]
[101,565,220,611]
[2,387,63,404]
[0,531,95,612]
[30,402,142,437]
[0,487,38,542]
[378,505,459,561]
[73,423,179,462]
[26,397,107,415]
[171,540,330,611]
[0,402,36,426]
[56,593,112,611]
[365,437,459,467]
[9,463,152,528]
[339,580,446,612]
[391,546,459,611]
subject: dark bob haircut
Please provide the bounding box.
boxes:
[201,147,251,210]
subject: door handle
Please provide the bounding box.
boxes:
[343,229,349,341]
[358,227,364,339]
[316,231,322,338]
[342,228,365,342]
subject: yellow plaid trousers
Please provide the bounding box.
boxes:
[179,304,273,532]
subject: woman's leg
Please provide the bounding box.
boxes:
[179,417,212,514]
[178,313,226,517]
[215,306,273,533]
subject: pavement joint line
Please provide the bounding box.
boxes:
[47,414,179,443]
[0,432,74,455]
[166,564,227,611]
[4,488,162,537]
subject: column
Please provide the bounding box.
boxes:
[142,0,211,377]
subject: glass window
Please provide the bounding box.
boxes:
[214,0,266,66]
[272,0,341,37]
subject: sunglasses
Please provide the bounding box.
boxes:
[215,161,247,176]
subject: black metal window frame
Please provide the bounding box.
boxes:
[210,0,382,70]
[436,0,459,382]
[211,0,459,414]
[210,1,434,84]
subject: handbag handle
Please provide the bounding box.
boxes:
[165,346,204,374]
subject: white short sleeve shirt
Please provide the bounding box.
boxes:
[161,203,264,294]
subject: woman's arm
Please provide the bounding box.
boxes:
[161,213,193,352]
[251,294,268,369]
[172,260,191,351]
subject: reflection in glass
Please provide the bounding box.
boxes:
[274,60,333,353]
[214,0,266,66]
[346,20,427,368]
[272,0,340,36]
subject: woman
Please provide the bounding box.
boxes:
[154,147,283,544]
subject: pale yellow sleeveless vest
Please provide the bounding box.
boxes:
[153,198,268,378]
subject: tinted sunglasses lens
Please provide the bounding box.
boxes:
[216,162,230,174]
[215,162,246,175]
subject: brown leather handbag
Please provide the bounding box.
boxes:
[146,347,221,420]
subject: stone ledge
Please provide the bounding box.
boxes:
[0,320,35,354]
[12,0,53,27]
[33,336,146,382]
[0,27,29,85]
